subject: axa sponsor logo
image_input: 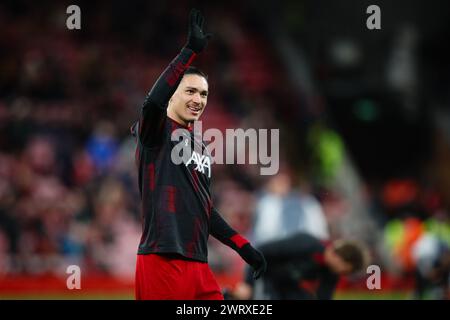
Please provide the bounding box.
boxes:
[185,150,211,178]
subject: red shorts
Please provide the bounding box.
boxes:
[135,254,224,300]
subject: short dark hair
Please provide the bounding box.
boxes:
[183,66,208,81]
[333,240,370,273]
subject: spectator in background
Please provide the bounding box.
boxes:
[252,169,329,246]
[86,121,119,175]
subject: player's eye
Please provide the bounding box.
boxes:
[186,89,194,94]
[201,92,208,97]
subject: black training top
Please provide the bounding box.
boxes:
[133,47,247,262]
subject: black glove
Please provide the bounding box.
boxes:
[185,8,212,53]
[238,243,267,280]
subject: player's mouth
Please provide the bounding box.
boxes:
[187,105,202,116]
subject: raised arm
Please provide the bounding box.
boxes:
[136,9,211,146]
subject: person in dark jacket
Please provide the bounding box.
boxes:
[231,232,369,300]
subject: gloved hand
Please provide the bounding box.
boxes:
[185,8,212,53]
[238,243,267,280]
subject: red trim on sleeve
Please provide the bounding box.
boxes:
[166,52,197,86]
[185,52,197,67]
[230,234,249,249]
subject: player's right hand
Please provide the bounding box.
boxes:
[185,8,212,53]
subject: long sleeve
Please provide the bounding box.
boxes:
[210,207,267,280]
[137,47,197,147]
[209,207,249,251]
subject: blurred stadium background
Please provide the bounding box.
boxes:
[0,0,449,299]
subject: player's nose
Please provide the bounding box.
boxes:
[192,93,201,104]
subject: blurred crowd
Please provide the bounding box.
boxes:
[0,1,449,299]
[0,1,297,280]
